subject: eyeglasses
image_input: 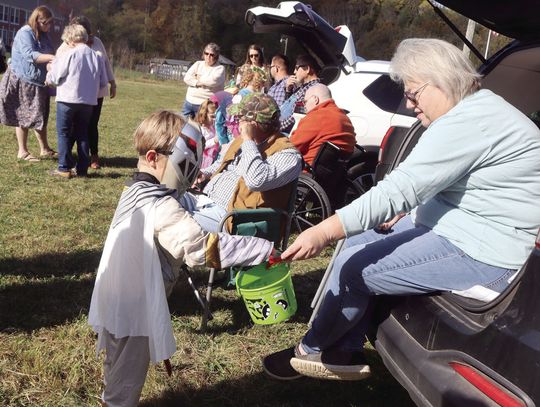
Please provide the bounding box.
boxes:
[294,64,308,71]
[404,82,430,105]
[156,149,174,156]
[249,54,260,59]
[204,52,217,58]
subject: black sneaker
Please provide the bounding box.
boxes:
[262,346,303,380]
[290,348,371,381]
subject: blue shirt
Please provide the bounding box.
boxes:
[337,89,540,269]
[10,25,54,86]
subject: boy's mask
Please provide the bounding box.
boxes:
[161,121,203,195]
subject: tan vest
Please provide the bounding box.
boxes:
[212,133,296,229]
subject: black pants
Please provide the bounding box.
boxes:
[89,97,104,156]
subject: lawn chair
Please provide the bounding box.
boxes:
[308,238,346,326]
[190,181,297,331]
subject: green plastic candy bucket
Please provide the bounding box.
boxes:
[236,262,297,325]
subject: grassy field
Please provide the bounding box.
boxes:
[0,75,414,406]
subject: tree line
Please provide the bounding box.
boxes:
[46,0,511,69]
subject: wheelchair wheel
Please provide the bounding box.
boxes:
[343,178,367,206]
[292,173,332,233]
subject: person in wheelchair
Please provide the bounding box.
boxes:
[290,83,356,167]
[180,93,302,232]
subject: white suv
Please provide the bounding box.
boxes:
[246,1,417,151]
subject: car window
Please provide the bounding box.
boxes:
[363,74,416,117]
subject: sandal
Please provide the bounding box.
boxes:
[18,152,40,162]
[40,149,58,159]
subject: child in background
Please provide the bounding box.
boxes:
[46,24,107,178]
[88,110,273,407]
[196,99,220,168]
[226,68,267,139]
[209,91,233,147]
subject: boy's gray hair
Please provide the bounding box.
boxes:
[389,38,482,105]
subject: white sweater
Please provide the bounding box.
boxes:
[183,60,225,105]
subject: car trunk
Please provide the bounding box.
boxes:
[245,1,354,84]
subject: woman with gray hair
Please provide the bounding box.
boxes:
[262,38,540,381]
[46,24,108,178]
[182,42,226,118]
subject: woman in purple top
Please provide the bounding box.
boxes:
[0,6,57,162]
[46,24,107,178]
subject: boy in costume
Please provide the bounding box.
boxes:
[88,111,273,406]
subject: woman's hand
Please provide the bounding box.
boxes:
[281,226,330,261]
[282,215,346,261]
[377,213,405,231]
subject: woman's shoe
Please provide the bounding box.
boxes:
[290,348,371,381]
[90,155,101,169]
[40,149,58,159]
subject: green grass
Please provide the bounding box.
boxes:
[0,75,413,406]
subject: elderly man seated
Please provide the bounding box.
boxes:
[181,93,302,232]
[290,83,356,167]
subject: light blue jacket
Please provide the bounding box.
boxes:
[10,25,54,86]
[337,89,540,269]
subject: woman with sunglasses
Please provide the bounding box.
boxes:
[182,43,226,119]
[0,6,57,162]
[263,38,540,381]
[235,44,271,90]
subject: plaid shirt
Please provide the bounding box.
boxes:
[202,140,302,209]
[279,79,321,132]
[267,76,289,107]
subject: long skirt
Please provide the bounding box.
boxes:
[0,67,49,131]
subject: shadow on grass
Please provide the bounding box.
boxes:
[100,156,138,169]
[139,349,414,407]
[0,250,100,332]
[169,268,329,335]
[85,171,127,179]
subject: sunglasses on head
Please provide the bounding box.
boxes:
[404,82,430,105]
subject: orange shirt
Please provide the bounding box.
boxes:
[290,99,356,166]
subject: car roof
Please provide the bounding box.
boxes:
[437,0,540,41]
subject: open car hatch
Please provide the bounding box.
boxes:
[245,1,358,84]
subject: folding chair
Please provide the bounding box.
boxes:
[196,181,297,331]
[308,238,345,326]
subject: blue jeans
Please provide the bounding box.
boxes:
[303,215,515,353]
[181,100,200,119]
[178,191,227,232]
[56,102,93,175]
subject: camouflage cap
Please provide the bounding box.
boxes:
[227,92,279,125]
